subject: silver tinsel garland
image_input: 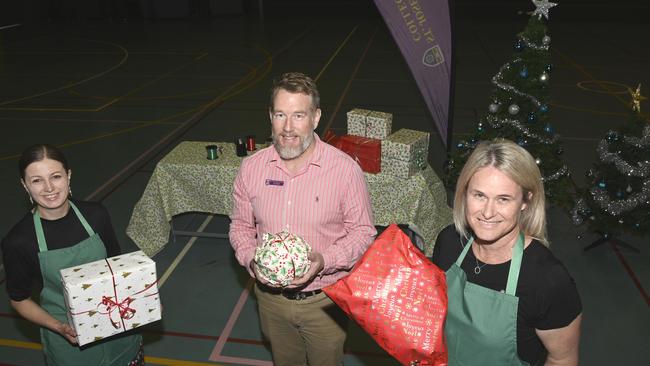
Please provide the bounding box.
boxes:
[623,125,650,148]
[590,179,649,216]
[519,35,550,51]
[572,126,650,224]
[492,58,542,109]
[541,164,569,183]
[598,131,650,178]
[485,115,558,144]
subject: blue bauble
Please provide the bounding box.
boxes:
[539,104,549,113]
[519,68,529,78]
[517,139,527,146]
[598,181,606,189]
[457,142,465,149]
[616,190,624,198]
[527,112,537,123]
[543,124,554,134]
[606,131,619,142]
[514,39,525,52]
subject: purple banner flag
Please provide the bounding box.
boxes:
[373,0,452,146]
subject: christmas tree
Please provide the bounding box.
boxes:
[445,0,575,208]
[572,85,649,240]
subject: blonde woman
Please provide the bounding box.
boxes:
[432,139,582,365]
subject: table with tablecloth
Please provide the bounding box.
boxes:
[126,141,452,257]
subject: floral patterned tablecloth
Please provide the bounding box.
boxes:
[126,141,452,257]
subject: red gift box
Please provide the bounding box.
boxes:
[324,132,381,174]
[324,224,448,366]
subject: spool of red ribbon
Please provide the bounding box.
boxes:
[246,135,256,151]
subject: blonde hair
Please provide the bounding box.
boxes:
[453,139,548,246]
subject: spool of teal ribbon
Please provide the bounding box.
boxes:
[206,145,219,160]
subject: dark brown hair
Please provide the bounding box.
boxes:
[19,144,69,179]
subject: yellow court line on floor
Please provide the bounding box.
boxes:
[0,338,42,350]
[0,39,129,108]
[145,356,224,366]
[554,48,632,108]
[0,107,199,161]
[0,43,273,162]
[314,26,358,82]
[0,339,224,365]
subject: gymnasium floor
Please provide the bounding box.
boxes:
[0,1,648,365]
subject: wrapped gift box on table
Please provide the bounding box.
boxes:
[381,128,430,179]
[346,108,372,137]
[346,109,393,140]
[328,134,382,174]
[60,251,161,346]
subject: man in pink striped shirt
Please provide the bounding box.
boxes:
[229,72,376,365]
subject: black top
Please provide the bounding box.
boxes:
[1,199,121,301]
[432,225,582,364]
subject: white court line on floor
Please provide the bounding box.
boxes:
[0,24,21,31]
[157,215,214,288]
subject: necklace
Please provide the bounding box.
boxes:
[474,257,488,274]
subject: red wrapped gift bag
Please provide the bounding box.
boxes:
[324,224,448,366]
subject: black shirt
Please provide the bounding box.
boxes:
[1,199,121,301]
[432,225,582,364]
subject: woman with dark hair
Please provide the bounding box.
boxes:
[1,144,144,365]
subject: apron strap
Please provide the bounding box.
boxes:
[505,232,525,296]
[455,232,525,296]
[33,201,96,252]
[69,201,95,237]
[455,236,474,267]
[33,211,48,253]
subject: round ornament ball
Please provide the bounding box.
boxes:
[543,124,554,134]
[527,112,537,123]
[539,72,549,82]
[519,68,529,78]
[542,35,551,45]
[539,104,549,113]
[508,104,520,115]
[514,39,525,52]
[489,103,500,113]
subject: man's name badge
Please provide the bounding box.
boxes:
[265,179,284,186]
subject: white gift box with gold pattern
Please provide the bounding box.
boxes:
[381,128,430,178]
[60,250,161,346]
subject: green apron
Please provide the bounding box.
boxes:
[35,201,141,366]
[444,233,528,366]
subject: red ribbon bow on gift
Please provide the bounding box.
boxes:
[101,295,136,329]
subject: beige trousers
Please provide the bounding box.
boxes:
[254,285,349,366]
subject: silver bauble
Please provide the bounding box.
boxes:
[539,72,549,82]
[542,35,551,45]
[489,103,500,113]
[508,104,520,115]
